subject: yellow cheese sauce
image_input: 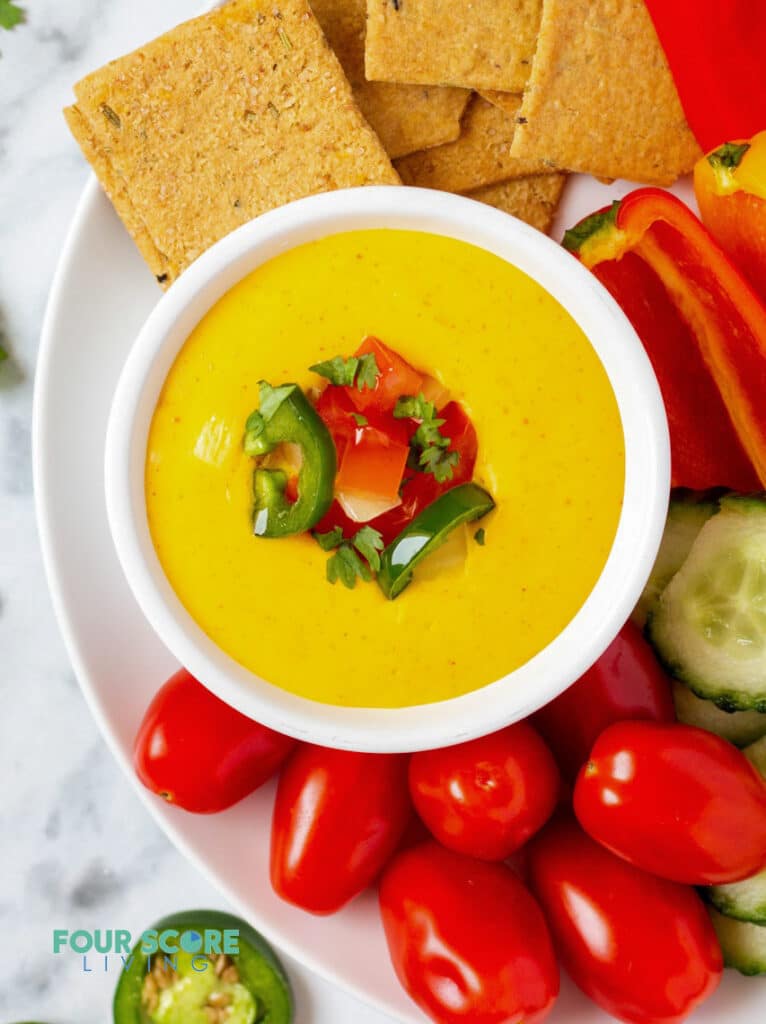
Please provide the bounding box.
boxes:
[146,230,625,707]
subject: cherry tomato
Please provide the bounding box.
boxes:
[409,723,560,860]
[527,816,722,1024]
[574,720,766,884]
[270,745,412,915]
[380,841,559,1024]
[134,669,295,814]
[533,621,675,779]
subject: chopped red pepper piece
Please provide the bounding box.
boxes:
[316,384,410,445]
[564,189,765,491]
[335,423,410,519]
[317,401,479,543]
[346,336,424,414]
[642,2,766,153]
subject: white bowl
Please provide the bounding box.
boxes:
[105,185,670,753]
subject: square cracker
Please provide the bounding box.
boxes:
[365,0,542,93]
[395,95,550,194]
[510,0,701,185]
[64,0,399,286]
[466,174,566,234]
[479,90,523,118]
[310,0,469,158]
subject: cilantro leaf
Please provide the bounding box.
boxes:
[474,527,486,546]
[309,355,359,387]
[395,392,461,483]
[352,526,384,573]
[309,352,380,392]
[414,417,448,451]
[314,526,344,551]
[355,352,380,392]
[0,0,24,30]
[258,380,294,419]
[318,525,383,588]
[420,446,459,483]
[393,393,432,421]
[327,543,372,588]
[352,413,368,426]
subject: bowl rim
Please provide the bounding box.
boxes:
[104,185,670,753]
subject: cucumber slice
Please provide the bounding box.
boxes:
[672,681,766,747]
[707,734,766,922]
[648,495,766,712]
[708,869,766,924]
[709,907,766,975]
[632,491,720,628]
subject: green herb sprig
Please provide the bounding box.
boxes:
[314,525,385,589]
[394,393,459,483]
[309,352,380,391]
[0,0,24,30]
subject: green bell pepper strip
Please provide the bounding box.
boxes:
[244,382,336,538]
[377,483,495,599]
[112,909,292,1024]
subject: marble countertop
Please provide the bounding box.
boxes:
[0,3,394,1020]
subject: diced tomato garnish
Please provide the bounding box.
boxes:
[316,385,411,446]
[420,374,451,410]
[440,401,478,484]
[346,336,425,414]
[336,424,410,513]
[315,400,478,543]
[316,386,357,444]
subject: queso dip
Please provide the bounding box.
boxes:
[146,230,625,707]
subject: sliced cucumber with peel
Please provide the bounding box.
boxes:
[709,869,766,925]
[707,736,766,923]
[672,681,766,747]
[632,491,720,628]
[709,907,766,975]
[648,495,766,712]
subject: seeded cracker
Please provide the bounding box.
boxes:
[365,0,542,93]
[510,0,701,184]
[64,0,399,287]
[395,96,549,194]
[310,0,469,159]
[479,90,524,118]
[468,174,566,234]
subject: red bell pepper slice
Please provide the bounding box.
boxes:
[346,336,424,414]
[643,2,766,153]
[564,189,766,491]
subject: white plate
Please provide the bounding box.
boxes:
[33,171,763,1023]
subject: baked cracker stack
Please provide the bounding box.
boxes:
[65,0,699,286]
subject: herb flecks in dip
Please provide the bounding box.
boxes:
[146,230,625,707]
